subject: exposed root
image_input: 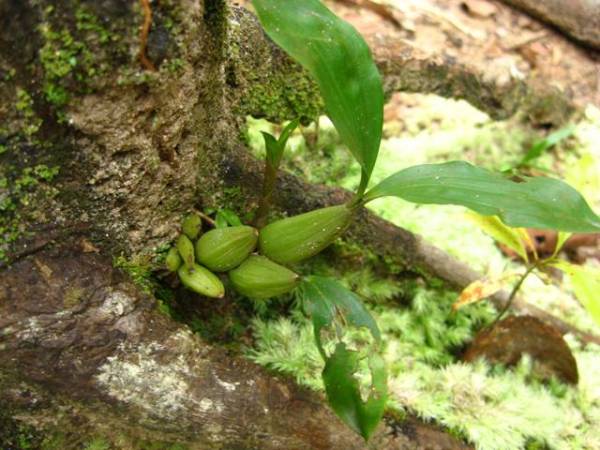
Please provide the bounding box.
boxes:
[139,0,157,71]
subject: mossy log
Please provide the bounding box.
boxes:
[0,0,593,447]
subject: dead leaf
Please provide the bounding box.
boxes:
[80,238,100,253]
[453,272,519,311]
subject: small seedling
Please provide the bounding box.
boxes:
[166,0,600,439]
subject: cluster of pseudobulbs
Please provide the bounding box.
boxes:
[166,205,354,299]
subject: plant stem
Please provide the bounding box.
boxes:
[490,264,537,327]
[195,210,216,228]
[356,171,369,199]
[253,161,278,229]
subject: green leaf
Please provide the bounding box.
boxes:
[262,118,300,168]
[551,261,600,327]
[214,212,229,229]
[363,161,600,233]
[215,209,242,228]
[300,276,381,356]
[261,132,279,165]
[520,125,575,167]
[252,0,384,188]
[553,231,572,257]
[322,343,387,440]
[276,118,300,163]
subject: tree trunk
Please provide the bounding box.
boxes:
[0,0,589,447]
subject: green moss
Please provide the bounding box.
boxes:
[0,406,43,450]
[164,58,185,73]
[40,433,67,450]
[75,7,114,45]
[221,186,244,211]
[38,24,91,108]
[113,254,156,294]
[15,89,42,136]
[83,437,111,450]
[37,4,122,113]
[0,161,60,262]
[112,253,175,316]
[138,441,189,450]
[2,67,16,81]
[226,7,323,123]
[241,71,322,123]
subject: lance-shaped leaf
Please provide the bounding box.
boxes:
[300,276,380,357]
[363,161,600,233]
[252,0,383,187]
[519,125,575,167]
[551,261,600,327]
[322,343,387,440]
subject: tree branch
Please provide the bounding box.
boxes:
[229,5,577,127]
[0,241,470,449]
[500,0,600,50]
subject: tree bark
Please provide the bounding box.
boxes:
[501,0,600,50]
[0,240,473,449]
[0,0,592,447]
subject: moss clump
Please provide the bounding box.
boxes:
[38,22,97,109]
[240,70,323,123]
[226,7,323,123]
[112,252,175,317]
[39,433,68,450]
[37,3,125,116]
[75,8,114,45]
[113,254,157,294]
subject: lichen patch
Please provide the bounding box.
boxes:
[95,339,192,419]
[94,290,136,320]
[95,330,222,423]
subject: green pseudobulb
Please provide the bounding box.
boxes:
[178,263,224,298]
[229,255,299,299]
[259,204,355,264]
[165,246,182,272]
[177,234,195,271]
[196,225,258,272]
[182,213,202,240]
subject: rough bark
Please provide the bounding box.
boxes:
[0,240,473,449]
[0,0,595,447]
[501,0,600,50]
